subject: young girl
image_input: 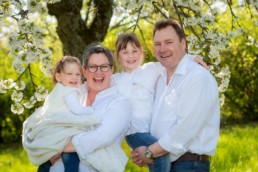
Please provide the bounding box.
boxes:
[22,56,98,172]
[112,33,170,172]
[23,56,127,172]
[113,33,207,172]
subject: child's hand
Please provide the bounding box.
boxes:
[194,56,208,69]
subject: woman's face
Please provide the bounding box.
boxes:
[118,42,143,73]
[83,53,113,93]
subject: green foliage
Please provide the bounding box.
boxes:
[1,124,258,171]
[0,46,53,143]
[218,6,258,121]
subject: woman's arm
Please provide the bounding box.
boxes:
[71,98,131,160]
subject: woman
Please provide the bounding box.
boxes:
[50,43,132,172]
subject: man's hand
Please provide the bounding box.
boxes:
[130,146,153,167]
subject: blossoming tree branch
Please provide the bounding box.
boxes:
[0,0,257,115]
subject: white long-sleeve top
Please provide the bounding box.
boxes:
[150,54,220,162]
[50,84,132,172]
[22,83,99,166]
[112,62,163,135]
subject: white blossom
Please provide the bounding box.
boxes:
[12,58,26,74]
[14,81,26,90]
[11,90,23,102]
[23,96,37,109]
[27,0,48,13]
[34,86,48,101]
[11,102,24,115]
[0,80,7,93]
[162,8,170,18]
[219,94,225,106]
[246,36,255,46]
[47,0,62,3]
[2,79,16,89]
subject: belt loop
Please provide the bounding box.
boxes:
[198,155,210,161]
[198,155,202,161]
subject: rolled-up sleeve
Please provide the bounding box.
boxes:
[158,70,219,156]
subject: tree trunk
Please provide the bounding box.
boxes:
[47,0,113,60]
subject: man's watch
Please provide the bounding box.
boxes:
[144,147,153,159]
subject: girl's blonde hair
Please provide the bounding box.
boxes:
[52,56,81,84]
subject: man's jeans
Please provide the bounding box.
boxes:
[126,132,171,172]
[170,161,210,172]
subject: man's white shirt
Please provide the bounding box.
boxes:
[150,54,220,162]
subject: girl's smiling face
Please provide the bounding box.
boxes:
[55,62,82,87]
[118,42,144,73]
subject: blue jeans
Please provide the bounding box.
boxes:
[37,153,79,172]
[170,161,210,172]
[61,152,80,172]
[126,132,171,172]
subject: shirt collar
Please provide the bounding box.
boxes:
[160,53,192,80]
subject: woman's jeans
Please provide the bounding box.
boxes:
[126,132,170,172]
[37,160,52,172]
[170,161,210,172]
[37,152,79,172]
[61,152,80,172]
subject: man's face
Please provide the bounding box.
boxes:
[153,26,186,77]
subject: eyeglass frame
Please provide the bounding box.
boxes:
[85,64,113,73]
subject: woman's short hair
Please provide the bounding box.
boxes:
[82,43,113,67]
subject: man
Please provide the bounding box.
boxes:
[131,19,220,171]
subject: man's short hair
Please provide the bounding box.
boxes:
[153,19,186,41]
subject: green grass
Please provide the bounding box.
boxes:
[211,123,258,172]
[0,124,257,172]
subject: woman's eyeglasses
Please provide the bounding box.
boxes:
[86,64,112,73]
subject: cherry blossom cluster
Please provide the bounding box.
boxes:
[1,0,256,115]
[0,0,57,114]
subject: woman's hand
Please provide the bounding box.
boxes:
[50,153,61,165]
[49,139,75,165]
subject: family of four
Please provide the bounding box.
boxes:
[22,18,220,172]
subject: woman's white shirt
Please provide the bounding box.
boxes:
[50,85,131,172]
